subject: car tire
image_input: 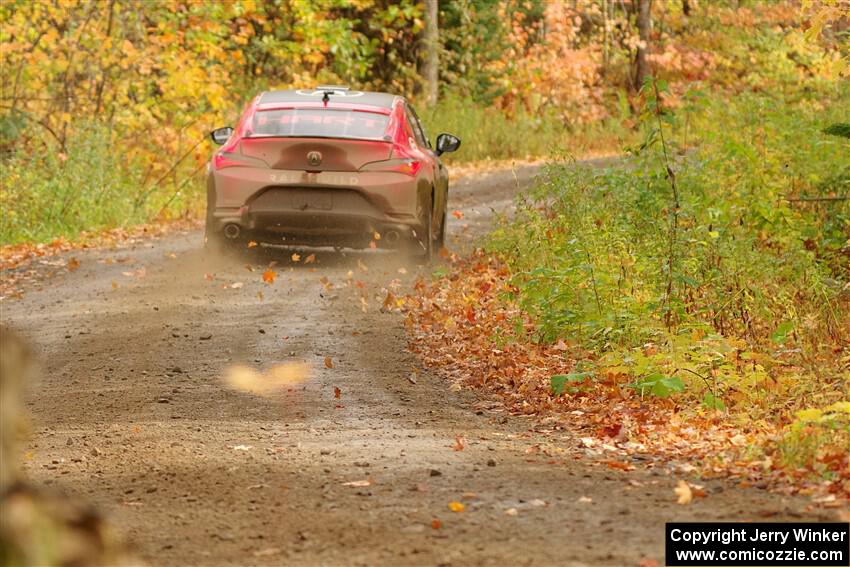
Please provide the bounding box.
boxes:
[436,208,447,251]
[408,195,433,262]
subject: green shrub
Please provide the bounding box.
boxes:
[0,122,202,245]
[488,83,849,413]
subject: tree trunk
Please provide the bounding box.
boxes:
[682,0,690,17]
[422,0,439,106]
[602,0,609,72]
[633,0,652,91]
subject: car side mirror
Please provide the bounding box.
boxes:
[435,133,461,156]
[210,127,234,145]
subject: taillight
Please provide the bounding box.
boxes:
[213,152,266,170]
[361,158,422,176]
[360,143,422,176]
[214,153,242,169]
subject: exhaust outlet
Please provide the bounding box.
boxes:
[223,224,241,240]
[384,230,400,244]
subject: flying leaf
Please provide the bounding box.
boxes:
[291,253,301,262]
[222,362,310,397]
[447,501,465,512]
[674,480,693,505]
[247,240,258,248]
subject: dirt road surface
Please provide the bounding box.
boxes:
[2,165,816,567]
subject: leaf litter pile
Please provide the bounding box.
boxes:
[402,251,849,505]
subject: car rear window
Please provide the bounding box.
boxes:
[248,109,390,141]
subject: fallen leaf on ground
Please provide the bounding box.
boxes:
[231,445,253,451]
[204,273,214,281]
[383,291,397,310]
[325,356,334,369]
[304,253,316,264]
[505,508,518,516]
[334,386,341,399]
[431,519,441,529]
[729,433,748,447]
[111,281,118,289]
[605,460,633,471]
[262,270,276,284]
[342,479,371,487]
[291,253,301,262]
[230,282,244,289]
[67,257,80,271]
[247,241,258,248]
[578,496,593,503]
[452,210,464,219]
[253,548,281,557]
[675,480,693,505]
[452,436,465,451]
[447,501,465,512]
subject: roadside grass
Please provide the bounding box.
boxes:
[406,83,850,497]
[420,95,635,163]
[0,121,204,245]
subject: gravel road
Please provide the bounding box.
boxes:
[2,164,815,567]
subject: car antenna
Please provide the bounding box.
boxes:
[317,86,349,106]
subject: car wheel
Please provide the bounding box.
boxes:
[408,196,433,262]
[436,208,447,251]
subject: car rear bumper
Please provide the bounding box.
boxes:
[207,169,426,248]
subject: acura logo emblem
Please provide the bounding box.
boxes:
[307,151,322,166]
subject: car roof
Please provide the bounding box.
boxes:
[259,88,399,109]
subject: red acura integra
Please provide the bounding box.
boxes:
[206,86,460,259]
